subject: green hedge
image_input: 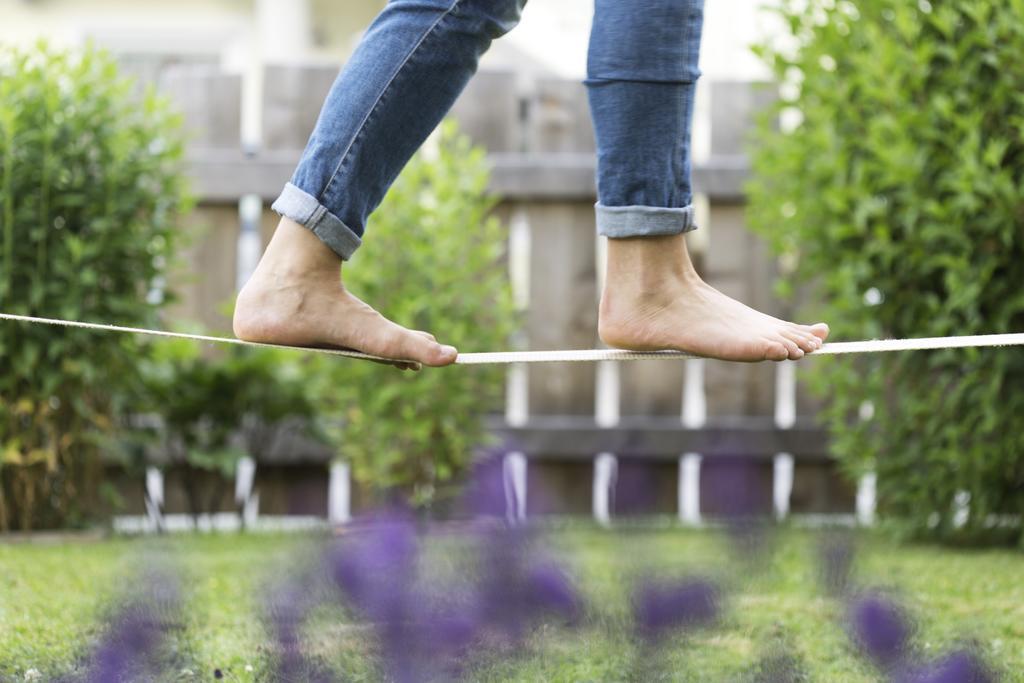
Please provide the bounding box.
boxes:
[748,0,1024,542]
[0,44,189,530]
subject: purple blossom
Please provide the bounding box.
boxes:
[702,458,777,565]
[265,579,316,680]
[461,451,513,519]
[423,604,480,654]
[473,527,582,643]
[523,562,580,623]
[632,578,720,641]
[326,509,418,621]
[898,649,994,683]
[324,509,490,682]
[86,605,168,682]
[612,461,666,516]
[848,591,913,669]
[79,569,182,683]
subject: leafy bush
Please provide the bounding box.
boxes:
[132,339,323,522]
[748,0,1024,542]
[314,121,516,509]
[0,44,189,530]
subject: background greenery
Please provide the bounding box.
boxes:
[0,40,513,525]
[748,0,1024,543]
[126,340,323,523]
[0,528,1019,682]
[313,121,517,510]
[0,43,189,531]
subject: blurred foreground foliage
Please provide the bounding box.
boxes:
[0,43,189,530]
[312,121,517,510]
[749,0,1024,543]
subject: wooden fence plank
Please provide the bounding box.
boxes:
[526,78,595,154]
[262,65,339,150]
[167,205,240,335]
[159,66,242,149]
[450,70,522,153]
[525,202,599,415]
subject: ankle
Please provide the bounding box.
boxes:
[258,218,343,281]
[604,234,701,297]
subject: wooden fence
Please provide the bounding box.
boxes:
[128,64,871,529]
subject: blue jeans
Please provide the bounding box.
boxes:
[273,0,705,260]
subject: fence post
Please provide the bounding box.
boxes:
[773,362,797,520]
[503,454,528,524]
[856,472,877,527]
[328,461,351,525]
[504,206,531,523]
[679,454,703,526]
[145,467,165,534]
[856,399,877,526]
[593,454,618,527]
[679,358,706,526]
[593,360,620,526]
[234,456,257,529]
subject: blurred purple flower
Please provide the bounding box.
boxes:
[80,569,182,683]
[324,508,490,682]
[474,527,582,643]
[523,562,580,623]
[818,532,856,596]
[424,604,480,654]
[632,578,720,641]
[701,458,776,565]
[848,591,913,669]
[86,605,168,682]
[265,578,318,681]
[897,649,993,683]
[326,509,418,621]
[461,451,513,519]
[612,461,668,517]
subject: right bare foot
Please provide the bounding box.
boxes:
[598,234,829,362]
[233,218,457,370]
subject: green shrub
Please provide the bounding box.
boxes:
[313,121,516,510]
[0,43,190,530]
[748,0,1024,542]
[130,339,323,522]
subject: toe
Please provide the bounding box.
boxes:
[393,329,458,367]
[780,337,804,360]
[809,323,830,341]
[783,328,817,354]
[764,339,790,362]
[801,334,821,353]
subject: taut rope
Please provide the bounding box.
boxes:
[1,313,1022,365]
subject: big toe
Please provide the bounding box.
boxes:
[394,329,457,367]
[763,339,790,362]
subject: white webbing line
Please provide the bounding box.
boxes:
[1,312,1023,365]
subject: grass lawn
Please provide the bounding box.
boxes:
[0,526,1021,682]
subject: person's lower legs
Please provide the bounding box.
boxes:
[235,0,526,366]
[588,0,828,361]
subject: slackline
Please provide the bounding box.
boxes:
[1,312,1023,365]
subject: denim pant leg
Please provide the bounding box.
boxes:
[273,0,526,260]
[586,0,705,238]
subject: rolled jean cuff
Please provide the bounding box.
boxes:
[271,183,363,260]
[595,203,697,238]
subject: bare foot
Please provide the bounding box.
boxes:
[598,234,829,362]
[233,218,457,370]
